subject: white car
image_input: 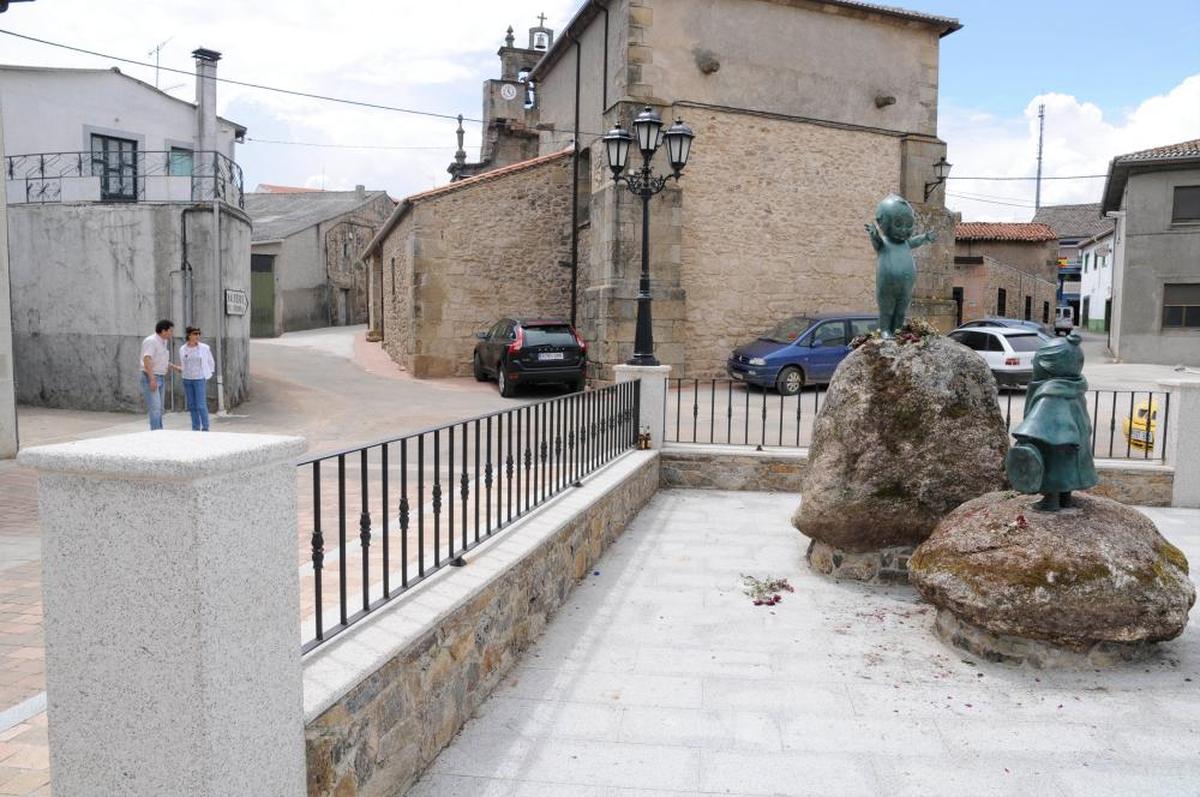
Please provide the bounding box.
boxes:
[947,327,1042,389]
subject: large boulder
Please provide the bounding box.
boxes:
[793,334,1008,553]
[910,491,1195,650]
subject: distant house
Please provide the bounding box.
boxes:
[243,187,393,337]
[952,222,1059,327]
[1030,203,1114,323]
[0,52,252,412]
[1102,138,1200,365]
[1078,227,1114,334]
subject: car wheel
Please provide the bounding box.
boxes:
[473,353,488,382]
[775,366,804,396]
[498,368,515,398]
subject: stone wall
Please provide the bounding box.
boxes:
[304,451,660,796]
[955,255,1058,326]
[659,445,1174,506]
[380,213,415,369]
[378,153,574,377]
[678,107,914,377]
[660,445,809,491]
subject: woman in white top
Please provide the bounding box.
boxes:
[180,326,216,431]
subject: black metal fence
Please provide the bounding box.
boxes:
[298,381,639,653]
[5,150,245,208]
[664,379,1171,463]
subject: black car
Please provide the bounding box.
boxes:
[473,318,587,397]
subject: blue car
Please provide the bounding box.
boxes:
[727,313,877,395]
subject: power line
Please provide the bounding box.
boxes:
[947,192,1039,209]
[948,174,1106,181]
[0,27,483,124]
[246,137,476,151]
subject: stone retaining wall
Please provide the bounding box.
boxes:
[304,452,660,796]
[659,445,1174,506]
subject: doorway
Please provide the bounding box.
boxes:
[250,254,276,338]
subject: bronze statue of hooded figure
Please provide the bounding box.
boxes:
[1007,332,1099,511]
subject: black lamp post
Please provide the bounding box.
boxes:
[603,106,695,366]
[923,155,952,201]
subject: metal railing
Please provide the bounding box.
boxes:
[298,381,640,653]
[5,150,245,208]
[664,379,1170,463]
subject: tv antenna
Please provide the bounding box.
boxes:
[148,36,173,88]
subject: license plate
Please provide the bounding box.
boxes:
[1132,430,1149,442]
[538,352,565,361]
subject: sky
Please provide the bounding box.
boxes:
[1,0,1197,222]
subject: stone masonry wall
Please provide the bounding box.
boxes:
[659,447,1173,506]
[379,153,574,378]
[955,256,1058,325]
[379,213,415,370]
[305,452,660,796]
[677,107,907,377]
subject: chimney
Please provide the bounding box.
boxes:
[355,185,365,199]
[192,48,221,159]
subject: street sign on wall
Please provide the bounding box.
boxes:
[225,288,249,316]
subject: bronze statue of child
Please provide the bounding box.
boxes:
[865,194,937,335]
[1006,332,1099,511]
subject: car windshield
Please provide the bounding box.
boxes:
[759,317,812,343]
[1005,334,1042,352]
[523,324,576,347]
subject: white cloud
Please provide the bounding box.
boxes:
[941,74,1200,222]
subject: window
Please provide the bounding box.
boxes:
[1024,295,1032,320]
[811,322,847,347]
[985,334,1006,352]
[950,330,989,351]
[849,318,875,338]
[1083,252,1090,273]
[1162,283,1200,328]
[1006,334,1042,352]
[996,288,1007,316]
[1172,186,1200,223]
[168,147,193,177]
[1043,301,1050,323]
[90,133,138,200]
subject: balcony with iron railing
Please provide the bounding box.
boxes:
[4,149,245,208]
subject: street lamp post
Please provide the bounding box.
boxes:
[603,106,694,366]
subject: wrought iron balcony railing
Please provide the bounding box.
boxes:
[4,149,245,208]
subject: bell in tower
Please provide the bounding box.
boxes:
[529,13,554,51]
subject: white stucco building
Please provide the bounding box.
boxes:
[0,51,252,415]
[1078,227,1114,333]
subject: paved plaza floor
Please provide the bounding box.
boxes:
[409,490,1200,797]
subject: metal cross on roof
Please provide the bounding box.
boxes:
[537,13,547,26]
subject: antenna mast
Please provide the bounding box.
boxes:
[148,37,172,88]
[1035,103,1045,209]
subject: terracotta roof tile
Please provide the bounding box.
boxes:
[405,148,572,205]
[1114,138,1200,164]
[955,222,1058,242]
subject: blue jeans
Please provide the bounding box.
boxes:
[183,378,210,431]
[140,372,167,431]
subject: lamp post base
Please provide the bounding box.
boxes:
[626,353,660,367]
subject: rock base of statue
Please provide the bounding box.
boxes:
[933,609,1155,668]
[910,491,1195,665]
[806,540,913,584]
[792,331,1009,567]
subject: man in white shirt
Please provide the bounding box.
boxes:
[140,319,174,430]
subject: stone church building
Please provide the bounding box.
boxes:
[364,0,961,379]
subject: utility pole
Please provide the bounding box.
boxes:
[1035,103,1045,209]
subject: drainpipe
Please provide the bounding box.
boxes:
[595,0,608,110]
[569,34,582,327]
[212,197,226,415]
